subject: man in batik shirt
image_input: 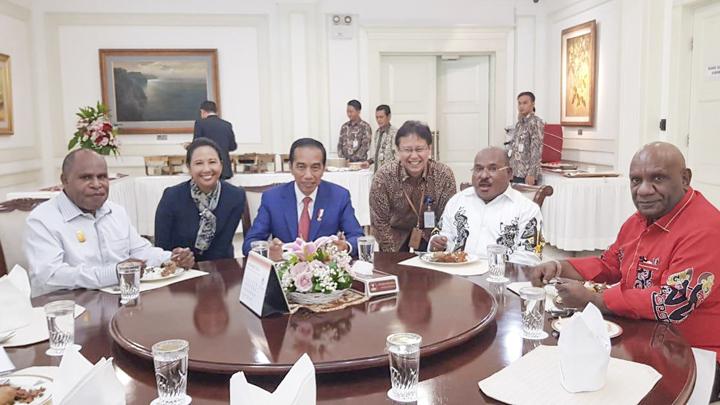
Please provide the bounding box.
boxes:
[509,91,544,185]
[368,104,397,172]
[337,99,373,162]
[429,147,543,265]
[530,142,720,363]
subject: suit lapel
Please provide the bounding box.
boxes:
[283,183,299,240]
[309,182,327,241]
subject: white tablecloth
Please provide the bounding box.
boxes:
[540,171,636,251]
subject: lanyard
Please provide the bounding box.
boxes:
[402,186,425,228]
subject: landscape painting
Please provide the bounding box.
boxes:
[560,20,596,127]
[99,49,220,134]
[0,53,13,135]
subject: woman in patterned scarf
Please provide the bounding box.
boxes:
[155,138,246,262]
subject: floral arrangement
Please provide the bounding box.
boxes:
[276,237,353,299]
[68,102,119,156]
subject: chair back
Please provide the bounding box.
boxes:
[458,182,554,208]
[0,198,47,276]
[240,183,285,235]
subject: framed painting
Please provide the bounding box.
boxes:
[560,20,596,127]
[99,49,220,134]
[0,53,13,135]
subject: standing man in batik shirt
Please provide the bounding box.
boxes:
[337,99,373,162]
[509,91,544,185]
[367,104,397,172]
[429,147,543,265]
[530,142,720,364]
[370,121,456,252]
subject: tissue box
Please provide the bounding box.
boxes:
[351,270,399,298]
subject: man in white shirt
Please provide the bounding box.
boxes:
[430,147,543,265]
[23,149,195,297]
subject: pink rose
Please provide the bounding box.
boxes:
[289,262,308,276]
[294,271,313,292]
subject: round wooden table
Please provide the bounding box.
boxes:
[8,253,695,404]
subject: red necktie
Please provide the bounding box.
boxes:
[298,196,311,241]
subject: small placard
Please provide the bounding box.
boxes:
[352,270,399,298]
[239,252,289,317]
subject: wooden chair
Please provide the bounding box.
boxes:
[459,182,554,208]
[240,183,285,234]
[0,198,48,276]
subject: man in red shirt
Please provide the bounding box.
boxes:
[531,142,720,363]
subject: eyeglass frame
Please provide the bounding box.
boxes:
[397,146,431,155]
[470,165,510,175]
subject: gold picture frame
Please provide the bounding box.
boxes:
[99,49,220,134]
[561,20,596,127]
[0,53,13,135]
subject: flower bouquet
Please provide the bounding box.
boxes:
[276,237,353,305]
[68,102,119,156]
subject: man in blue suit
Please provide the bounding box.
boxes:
[242,138,364,259]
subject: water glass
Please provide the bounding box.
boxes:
[117,261,141,304]
[486,244,508,283]
[357,236,376,263]
[519,286,548,340]
[250,240,269,258]
[386,332,422,402]
[152,339,189,405]
[44,300,75,356]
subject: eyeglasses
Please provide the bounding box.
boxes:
[471,165,509,175]
[398,146,430,155]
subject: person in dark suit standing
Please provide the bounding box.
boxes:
[193,100,237,179]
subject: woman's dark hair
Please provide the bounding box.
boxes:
[347,99,362,111]
[517,91,536,112]
[289,138,327,166]
[376,104,391,116]
[186,138,223,166]
[395,120,433,147]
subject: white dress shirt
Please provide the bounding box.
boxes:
[294,182,318,224]
[431,185,543,265]
[23,192,171,297]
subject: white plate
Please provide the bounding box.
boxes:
[419,253,480,266]
[3,374,53,405]
[141,267,186,282]
[551,318,623,339]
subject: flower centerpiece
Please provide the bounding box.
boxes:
[68,102,119,156]
[276,237,353,305]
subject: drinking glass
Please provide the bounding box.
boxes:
[44,300,74,356]
[117,261,141,304]
[152,339,190,405]
[357,236,376,263]
[386,332,422,402]
[250,240,269,258]
[486,244,508,283]
[519,286,548,340]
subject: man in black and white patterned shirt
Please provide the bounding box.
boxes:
[429,147,543,265]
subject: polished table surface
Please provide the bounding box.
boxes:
[8,253,695,404]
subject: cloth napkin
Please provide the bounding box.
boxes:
[230,353,316,405]
[558,303,611,392]
[99,269,208,294]
[53,346,125,405]
[398,256,488,276]
[0,265,33,332]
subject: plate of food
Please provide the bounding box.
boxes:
[0,374,52,405]
[419,251,479,266]
[141,261,185,282]
[551,318,623,339]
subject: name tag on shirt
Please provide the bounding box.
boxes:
[424,211,436,229]
[352,139,359,150]
[518,143,525,153]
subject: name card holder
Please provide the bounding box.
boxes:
[239,252,289,317]
[351,270,399,298]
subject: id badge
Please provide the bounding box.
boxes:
[409,227,423,250]
[352,139,359,150]
[423,211,435,229]
[518,142,525,153]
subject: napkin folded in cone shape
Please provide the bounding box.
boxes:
[53,346,125,405]
[558,302,611,393]
[230,353,316,405]
[0,265,33,332]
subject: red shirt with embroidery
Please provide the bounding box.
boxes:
[567,188,720,359]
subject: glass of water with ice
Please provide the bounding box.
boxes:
[486,244,508,283]
[519,286,548,340]
[250,240,269,258]
[152,339,190,405]
[386,332,422,402]
[117,261,141,304]
[357,236,376,263]
[44,300,75,356]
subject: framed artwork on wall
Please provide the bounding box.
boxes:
[560,20,596,127]
[0,53,13,135]
[99,49,220,134]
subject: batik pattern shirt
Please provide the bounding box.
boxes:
[337,119,373,162]
[431,185,543,265]
[509,112,544,178]
[370,125,397,172]
[568,188,720,360]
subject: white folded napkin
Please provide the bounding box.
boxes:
[0,265,33,332]
[351,260,374,276]
[230,353,316,405]
[53,346,125,405]
[558,303,611,393]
